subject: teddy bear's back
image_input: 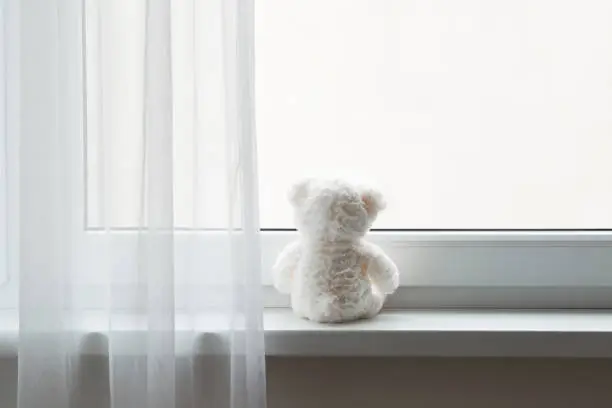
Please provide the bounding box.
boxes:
[291,242,381,322]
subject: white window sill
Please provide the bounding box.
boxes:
[264,308,612,357]
[1,309,611,358]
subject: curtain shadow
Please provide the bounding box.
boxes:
[70,333,110,408]
[192,333,231,408]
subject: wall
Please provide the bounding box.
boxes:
[267,357,612,408]
[2,357,612,407]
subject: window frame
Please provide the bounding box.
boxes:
[1,228,612,310]
[260,229,612,308]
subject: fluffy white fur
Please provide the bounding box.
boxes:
[273,179,399,323]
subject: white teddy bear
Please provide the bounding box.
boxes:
[272,179,399,323]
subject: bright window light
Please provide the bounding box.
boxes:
[256,0,612,229]
[85,0,612,230]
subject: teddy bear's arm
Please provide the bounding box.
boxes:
[272,240,301,294]
[363,242,400,294]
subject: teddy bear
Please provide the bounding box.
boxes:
[272,178,399,323]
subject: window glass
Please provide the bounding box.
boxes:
[256,0,612,229]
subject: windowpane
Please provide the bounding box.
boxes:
[256,0,612,229]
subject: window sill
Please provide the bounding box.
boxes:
[1,309,611,358]
[264,308,612,358]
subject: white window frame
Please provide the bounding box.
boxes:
[0,2,8,289]
[3,228,612,310]
[0,0,17,310]
[259,230,612,309]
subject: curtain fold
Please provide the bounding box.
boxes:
[12,0,267,407]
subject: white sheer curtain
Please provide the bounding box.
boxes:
[11,0,266,407]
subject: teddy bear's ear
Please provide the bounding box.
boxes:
[362,188,386,215]
[288,179,312,207]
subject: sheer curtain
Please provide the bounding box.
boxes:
[12,0,266,407]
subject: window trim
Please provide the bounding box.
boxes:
[260,230,612,307]
[1,229,612,309]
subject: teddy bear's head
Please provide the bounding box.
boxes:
[288,179,386,241]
